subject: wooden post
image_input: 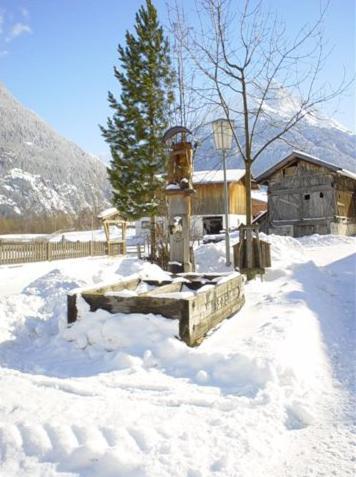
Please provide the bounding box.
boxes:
[122,222,127,254]
[245,227,253,269]
[165,141,195,273]
[235,224,270,280]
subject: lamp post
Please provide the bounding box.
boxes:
[212,118,234,266]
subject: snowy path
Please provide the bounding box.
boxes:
[0,235,355,476]
[273,240,356,476]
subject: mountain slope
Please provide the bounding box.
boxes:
[193,94,356,175]
[0,83,111,218]
[100,113,356,177]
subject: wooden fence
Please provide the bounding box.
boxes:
[0,240,126,266]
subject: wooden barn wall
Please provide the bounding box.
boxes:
[192,182,246,215]
[252,199,267,217]
[192,183,224,215]
[335,176,356,219]
[229,181,246,214]
[267,160,336,224]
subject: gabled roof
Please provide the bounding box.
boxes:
[97,207,124,220]
[193,169,245,184]
[256,150,356,183]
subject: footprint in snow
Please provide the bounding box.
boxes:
[0,421,146,474]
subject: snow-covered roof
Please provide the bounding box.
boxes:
[338,169,356,181]
[256,150,356,182]
[193,169,245,184]
[251,189,268,203]
[97,207,120,219]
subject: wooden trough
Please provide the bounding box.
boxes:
[233,225,271,279]
[67,272,245,347]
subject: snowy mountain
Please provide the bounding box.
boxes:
[100,105,356,177]
[193,93,356,175]
[0,83,111,218]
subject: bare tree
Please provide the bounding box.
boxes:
[167,0,218,133]
[173,0,351,224]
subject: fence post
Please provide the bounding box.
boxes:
[46,242,50,261]
[90,240,93,256]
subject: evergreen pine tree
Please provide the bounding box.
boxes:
[101,0,174,258]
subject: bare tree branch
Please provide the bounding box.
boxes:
[169,0,354,224]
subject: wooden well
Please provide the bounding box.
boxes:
[67,272,245,347]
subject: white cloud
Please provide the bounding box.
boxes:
[0,8,32,59]
[20,7,29,18]
[6,22,32,42]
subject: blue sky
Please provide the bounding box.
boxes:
[0,0,355,156]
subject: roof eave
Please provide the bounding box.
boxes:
[255,150,342,183]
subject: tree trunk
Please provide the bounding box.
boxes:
[245,160,252,226]
[150,215,156,261]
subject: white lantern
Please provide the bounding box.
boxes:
[211,118,235,267]
[212,118,234,151]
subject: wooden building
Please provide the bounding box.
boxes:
[136,169,267,239]
[191,169,266,237]
[97,207,127,247]
[192,169,246,236]
[256,151,356,237]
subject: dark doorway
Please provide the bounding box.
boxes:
[203,216,223,235]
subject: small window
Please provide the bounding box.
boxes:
[141,220,150,229]
[320,192,324,198]
[304,194,310,200]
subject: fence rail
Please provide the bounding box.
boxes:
[0,240,126,266]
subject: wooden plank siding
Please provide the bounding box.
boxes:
[0,240,125,266]
[192,181,246,215]
[260,157,356,237]
[335,176,356,218]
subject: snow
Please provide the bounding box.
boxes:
[0,234,355,476]
[1,168,77,214]
[259,87,353,135]
[0,227,136,244]
[0,194,22,214]
[251,189,267,203]
[0,83,111,217]
[97,207,120,219]
[193,169,245,184]
[339,169,356,181]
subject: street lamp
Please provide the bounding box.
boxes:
[212,118,234,266]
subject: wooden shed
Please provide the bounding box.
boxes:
[97,207,127,253]
[135,169,267,240]
[191,169,266,237]
[256,151,356,237]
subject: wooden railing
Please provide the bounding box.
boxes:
[0,240,126,266]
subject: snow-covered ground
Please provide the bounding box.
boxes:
[0,227,136,243]
[0,234,355,476]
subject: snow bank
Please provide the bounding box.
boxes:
[0,234,355,476]
[62,305,274,396]
[297,233,356,248]
[195,242,232,273]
